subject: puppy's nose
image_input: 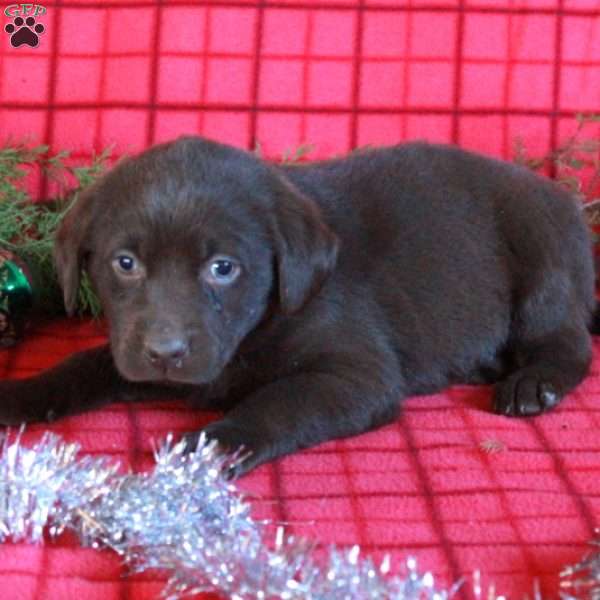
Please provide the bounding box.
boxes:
[144,337,189,369]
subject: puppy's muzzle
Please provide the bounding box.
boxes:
[143,335,190,371]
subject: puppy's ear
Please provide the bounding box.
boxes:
[53,187,97,316]
[270,174,339,314]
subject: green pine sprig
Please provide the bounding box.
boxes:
[0,144,110,317]
[513,113,600,203]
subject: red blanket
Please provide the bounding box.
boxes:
[1,3,599,164]
[0,319,599,599]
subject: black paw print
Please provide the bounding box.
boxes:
[4,16,45,48]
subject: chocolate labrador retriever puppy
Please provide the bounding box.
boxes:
[0,137,596,475]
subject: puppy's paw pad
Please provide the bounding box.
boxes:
[494,374,561,417]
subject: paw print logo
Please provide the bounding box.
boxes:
[4,16,45,48]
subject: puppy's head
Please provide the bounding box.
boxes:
[54,137,338,384]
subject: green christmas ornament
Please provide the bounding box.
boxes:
[0,249,33,348]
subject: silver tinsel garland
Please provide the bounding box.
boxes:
[0,429,596,599]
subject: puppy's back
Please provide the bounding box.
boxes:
[280,142,595,387]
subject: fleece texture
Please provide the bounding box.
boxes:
[0,320,599,598]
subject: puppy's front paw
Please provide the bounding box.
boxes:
[0,380,57,426]
[182,420,272,478]
[493,371,561,417]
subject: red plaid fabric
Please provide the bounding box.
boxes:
[1,321,600,598]
[1,1,599,162]
[1,1,600,599]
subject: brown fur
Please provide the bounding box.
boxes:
[0,137,595,476]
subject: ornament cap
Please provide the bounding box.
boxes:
[0,249,34,348]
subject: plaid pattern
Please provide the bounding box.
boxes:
[1,2,599,161]
[1,1,600,598]
[1,321,600,598]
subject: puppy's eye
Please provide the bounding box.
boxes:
[204,257,241,285]
[212,260,233,277]
[118,256,135,271]
[112,253,143,277]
